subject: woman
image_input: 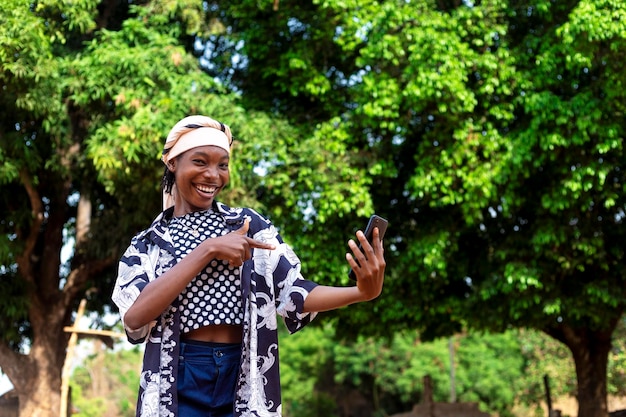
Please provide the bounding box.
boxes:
[112,115,386,417]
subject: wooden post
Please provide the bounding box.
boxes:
[543,374,553,416]
[60,299,125,417]
[449,337,456,403]
[423,375,434,417]
[60,299,87,417]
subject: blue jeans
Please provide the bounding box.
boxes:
[177,339,242,417]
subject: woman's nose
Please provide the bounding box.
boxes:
[202,165,219,179]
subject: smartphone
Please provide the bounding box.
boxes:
[348,214,388,280]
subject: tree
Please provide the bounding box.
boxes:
[4,1,626,416]
[197,1,626,416]
[0,1,373,416]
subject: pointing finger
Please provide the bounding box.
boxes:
[232,218,276,250]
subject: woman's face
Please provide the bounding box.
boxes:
[169,145,230,216]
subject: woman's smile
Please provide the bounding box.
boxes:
[195,183,219,196]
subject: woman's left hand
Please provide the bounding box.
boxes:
[347,227,386,301]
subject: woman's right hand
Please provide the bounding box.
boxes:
[205,219,276,267]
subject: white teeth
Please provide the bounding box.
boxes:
[197,185,216,193]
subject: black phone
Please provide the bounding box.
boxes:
[348,214,388,280]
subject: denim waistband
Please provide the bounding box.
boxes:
[179,339,242,358]
[181,338,242,348]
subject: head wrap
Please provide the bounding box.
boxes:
[162,115,232,163]
[161,115,233,210]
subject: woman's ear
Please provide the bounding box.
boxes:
[167,160,176,172]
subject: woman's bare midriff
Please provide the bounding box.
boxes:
[182,324,243,343]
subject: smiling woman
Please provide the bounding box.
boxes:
[111,115,386,417]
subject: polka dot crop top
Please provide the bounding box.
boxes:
[168,209,243,333]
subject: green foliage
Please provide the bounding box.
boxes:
[517,328,577,404]
[455,332,526,417]
[279,324,339,417]
[281,323,626,416]
[203,1,626,371]
[70,382,108,417]
[70,342,142,417]
[281,323,536,416]
[0,274,30,349]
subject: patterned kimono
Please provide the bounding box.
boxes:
[112,202,318,417]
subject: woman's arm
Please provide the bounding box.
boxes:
[303,227,386,313]
[123,220,275,330]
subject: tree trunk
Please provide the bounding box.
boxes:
[571,334,611,417]
[3,329,66,417]
[17,371,62,417]
[545,322,615,417]
[15,303,67,417]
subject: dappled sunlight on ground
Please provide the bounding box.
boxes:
[549,396,626,417]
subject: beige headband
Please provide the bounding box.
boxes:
[162,127,231,164]
[162,115,233,164]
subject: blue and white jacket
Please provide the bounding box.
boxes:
[112,201,318,417]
